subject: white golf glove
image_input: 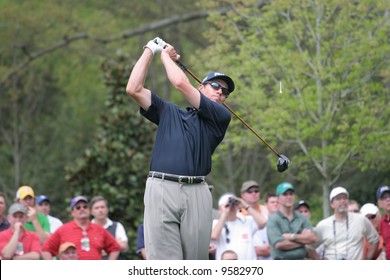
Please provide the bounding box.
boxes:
[144,37,166,55]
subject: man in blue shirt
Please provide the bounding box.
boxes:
[126,37,235,260]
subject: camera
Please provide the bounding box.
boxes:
[228,197,239,205]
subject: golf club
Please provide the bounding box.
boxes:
[176,60,290,172]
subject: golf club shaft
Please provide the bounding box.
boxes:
[176,60,281,158]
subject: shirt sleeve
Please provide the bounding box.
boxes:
[115,222,128,243]
[103,229,121,254]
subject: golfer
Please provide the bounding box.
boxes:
[126,37,235,260]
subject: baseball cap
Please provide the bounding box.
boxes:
[241,180,260,193]
[295,200,310,210]
[276,182,294,195]
[201,71,235,93]
[59,242,77,255]
[218,193,235,207]
[16,185,35,200]
[70,195,88,209]
[376,185,390,200]
[8,203,27,215]
[360,203,379,216]
[329,186,349,202]
[36,195,50,205]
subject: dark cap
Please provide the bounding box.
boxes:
[70,195,88,209]
[295,200,310,210]
[376,185,390,200]
[202,71,235,93]
[36,195,50,205]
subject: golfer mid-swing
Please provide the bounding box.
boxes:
[126,37,235,260]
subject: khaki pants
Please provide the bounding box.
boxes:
[144,177,212,260]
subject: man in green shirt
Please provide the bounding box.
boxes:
[16,185,50,244]
[267,182,317,260]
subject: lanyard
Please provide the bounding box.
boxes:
[332,215,349,260]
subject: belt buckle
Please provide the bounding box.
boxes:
[178,176,187,184]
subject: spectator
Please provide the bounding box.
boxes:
[220,249,238,260]
[240,180,268,216]
[0,203,40,260]
[58,242,78,260]
[267,182,317,260]
[90,196,129,259]
[360,203,385,259]
[348,200,361,213]
[376,185,390,260]
[136,223,146,260]
[42,195,120,260]
[307,186,379,260]
[294,199,325,259]
[264,192,279,218]
[0,193,10,231]
[211,193,266,260]
[16,185,50,244]
[36,195,63,233]
[240,181,271,260]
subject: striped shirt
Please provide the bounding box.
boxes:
[42,220,120,260]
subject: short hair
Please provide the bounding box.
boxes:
[0,193,8,206]
[221,250,238,260]
[348,200,360,208]
[264,192,277,203]
[90,196,108,208]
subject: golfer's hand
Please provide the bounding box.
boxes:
[162,44,181,61]
[144,37,164,55]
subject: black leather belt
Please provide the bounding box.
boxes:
[148,172,206,184]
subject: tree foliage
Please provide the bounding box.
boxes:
[198,0,390,216]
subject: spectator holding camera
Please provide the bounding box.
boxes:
[211,193,266,260]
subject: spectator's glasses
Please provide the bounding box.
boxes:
[381,194,390,200]
[367,214,376,220]
[224,224,230,244]
[204,82,230,97]
[246,189,259,194]
[75,205,88,210]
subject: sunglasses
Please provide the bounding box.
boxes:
[204,82,230,97]
[75,205,88,210]
[246,189,259,194]
[381,194,390,200]
[367,214,377,220]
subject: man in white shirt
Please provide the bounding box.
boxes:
[211,193,266,260]
[306,186,379,260]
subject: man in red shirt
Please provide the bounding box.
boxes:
[42,196,120,260]
[377,185,390,260]
[0,203,41,260]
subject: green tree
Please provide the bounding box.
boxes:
[198,0,390,216]
[65,52,155,259]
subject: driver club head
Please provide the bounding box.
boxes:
[277,155,290,172]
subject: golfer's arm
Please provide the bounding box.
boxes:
[126,49,153,110]
[160,52,200,108]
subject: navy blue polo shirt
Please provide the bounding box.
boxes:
[141,91,231,176]
[0,217,10,231]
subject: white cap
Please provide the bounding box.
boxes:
[329,186,349,202]
[360,203,379,216]
[218,193,235,207]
